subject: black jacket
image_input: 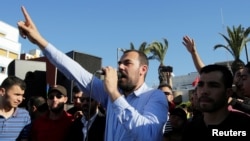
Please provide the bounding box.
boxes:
[66,111,106,141]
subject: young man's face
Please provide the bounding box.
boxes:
[239,67,250,98]
[197,71,230,112]
[2,85,25,108]
[81,94,99,116]
[47,91,67,113]
[73,91,83,109]
[233,68,243,87]
[118,51,147,92]
[159,86,173,102]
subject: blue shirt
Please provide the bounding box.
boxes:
[0,108,31,141]
[44,43,168,141]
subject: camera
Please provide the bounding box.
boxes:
[159,66,173,72]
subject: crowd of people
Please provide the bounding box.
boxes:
[1,6,250,141]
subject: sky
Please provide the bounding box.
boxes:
[1,0,250,87]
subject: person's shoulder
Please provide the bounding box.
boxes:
[97,110,105,117]
[67,107,76,115]
[32,114,48,127]
[163,120,173,135]
[16,107,30,116]
[185,115,204,128]
[64,110,73,117]
[182,116,207,139]
[243,97,250,104]
[137,87,163,98]
[150,88,165,97]
[229,111,250,120]
[64,111,74,121]
[226,111,250,130]
[95,114,106,124]
[16,107,28,112]
[230,111,250,116]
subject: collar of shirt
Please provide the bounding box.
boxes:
[120,83,152,97]
[12,108,18,117]
[81,110,98,127]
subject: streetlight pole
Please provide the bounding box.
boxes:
[245,44,249,62]
[116,48,120,63]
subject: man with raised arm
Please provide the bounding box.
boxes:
[17,6,168,141]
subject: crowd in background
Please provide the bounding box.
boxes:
[1,6,250,141]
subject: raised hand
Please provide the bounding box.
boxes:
[17,6,48,48]
[182,35,204,73]
[182,35,196,53]
[102,66,121,101]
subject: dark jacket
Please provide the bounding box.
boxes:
[66,111,106,141]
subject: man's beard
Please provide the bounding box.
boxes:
[50,102,65,114]
[118,82,136,94]
[198,96,227,112]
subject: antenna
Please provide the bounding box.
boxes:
[220,8,231,71]
[220,8,225,32]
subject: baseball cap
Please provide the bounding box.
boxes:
[48,85,67,96]
[170,107,187,121]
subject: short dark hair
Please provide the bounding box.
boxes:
[28,96,48,112]
[72,85,81,94]
[200,64,233,88]
[1,76,26,91]
[170,107,187,122]
[123,50,149,66]
[245,62,250,74]
[29,96,46,107]
[158,83,172,90]
[231,59,245,75]
[122,50,149,79]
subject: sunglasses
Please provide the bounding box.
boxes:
[48,94,64,100]
[73,96,82,99]
[80,97,94,102]
[164,92,172,95]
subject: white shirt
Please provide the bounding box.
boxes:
[81,112,98,141]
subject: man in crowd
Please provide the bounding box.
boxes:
[0,76,31,141]
[182,64,250,140]
[30,85,74,141]
[66,92,106,141]
[67,85,83,116]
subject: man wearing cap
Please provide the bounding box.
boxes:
[30,85,74,141]
[163,108,187,141]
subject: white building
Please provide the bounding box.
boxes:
[0,21,21,84]
[172,72,199,102]
[0,21,42,84]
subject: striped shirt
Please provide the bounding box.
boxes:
[163,119,172,135]
[0,108,31,141]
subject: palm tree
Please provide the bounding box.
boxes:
[129,41,151,55]
[214,25,250,74]
[117,42,151,66]
[147,38,169,84]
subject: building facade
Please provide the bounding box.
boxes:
[0,21,21,84]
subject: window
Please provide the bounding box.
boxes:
[0,32,6,37]
[0,66,6,74]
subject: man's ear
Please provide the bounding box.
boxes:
[0,88,6,96]
[32,105,37,112]
[63,96,68,103]
[141,65,148,76]
[226,88,234,98]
